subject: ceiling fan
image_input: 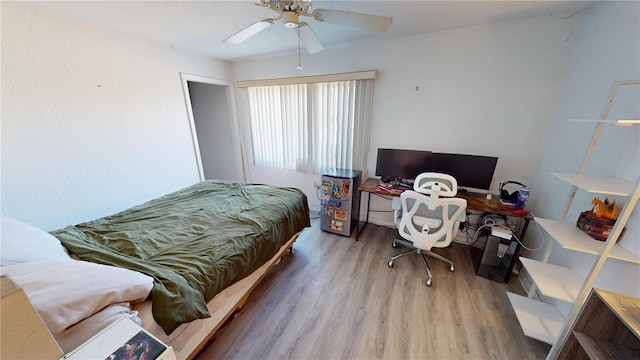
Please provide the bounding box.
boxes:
[223,0,393,54]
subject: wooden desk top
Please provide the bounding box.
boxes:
[358,177,533,220]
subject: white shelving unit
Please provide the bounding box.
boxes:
[551,172,634,197]
[536,213,640,263]
[507,292,565,344]
[519,257,584,303]
[505,80,640,359]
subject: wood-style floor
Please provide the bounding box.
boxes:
[197,219,550,359]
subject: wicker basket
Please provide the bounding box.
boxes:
[576,211,618,241]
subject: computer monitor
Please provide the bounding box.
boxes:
[375,148,432,181]
[430,153,498,191]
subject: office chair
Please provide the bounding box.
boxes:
[388,173,467,286]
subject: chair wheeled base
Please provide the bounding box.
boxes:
[388,173,466,287]
[387,238,454,286]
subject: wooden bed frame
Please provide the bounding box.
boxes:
[133,230,302,359]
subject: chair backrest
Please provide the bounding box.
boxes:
[397,190,467,251]
[393,172,459,227]
[413,172,458,199]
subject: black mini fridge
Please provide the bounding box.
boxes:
[320,169,362,236]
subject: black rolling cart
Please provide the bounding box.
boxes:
[470,226,521,283]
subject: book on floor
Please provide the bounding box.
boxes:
[105,330,166,360]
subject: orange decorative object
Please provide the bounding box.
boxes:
[576,197,624,242]
[591,197,620,221]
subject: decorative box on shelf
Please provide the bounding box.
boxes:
[577,210,617,241]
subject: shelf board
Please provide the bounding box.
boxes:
[551,172,633,196]
[595,289,640,338]
[507,292,565,345]
[535,217,640,264]
[520,257,583,303]
[569,118,640,126]
[573,331,640,359]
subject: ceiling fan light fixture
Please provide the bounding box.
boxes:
[226,1,391,54]
[282,12,299,28]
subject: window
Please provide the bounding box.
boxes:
[245,77,374,174]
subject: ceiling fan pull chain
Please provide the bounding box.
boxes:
[296,25,303,73]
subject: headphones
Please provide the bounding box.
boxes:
[500,181,526,203]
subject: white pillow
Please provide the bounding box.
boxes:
[1,260,153,335]
[1,217,71,266]
[54,302,143,352]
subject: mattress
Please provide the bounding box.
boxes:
[51,180,310,334]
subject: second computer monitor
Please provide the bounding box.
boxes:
[430,152,498,191]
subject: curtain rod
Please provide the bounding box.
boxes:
[236,70,377,88]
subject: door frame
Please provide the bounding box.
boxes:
[180,73,247,182]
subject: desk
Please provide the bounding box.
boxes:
[356,177,533,281]
[357,178,533,236]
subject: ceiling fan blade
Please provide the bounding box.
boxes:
[223,19,275,44]
[297,23,324,54]
[312,9,392,32]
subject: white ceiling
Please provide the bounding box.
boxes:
[23,1,597,61]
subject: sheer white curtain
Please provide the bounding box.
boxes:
[247,78,374,174]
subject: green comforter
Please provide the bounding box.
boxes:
[51,180,310,334]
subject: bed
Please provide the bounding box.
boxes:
[0,180,310,359]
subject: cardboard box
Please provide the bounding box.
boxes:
[1,275,63,360]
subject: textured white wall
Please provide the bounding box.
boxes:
[1,3,233,230]
[524,1,640,298]
[232,11,585,218]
